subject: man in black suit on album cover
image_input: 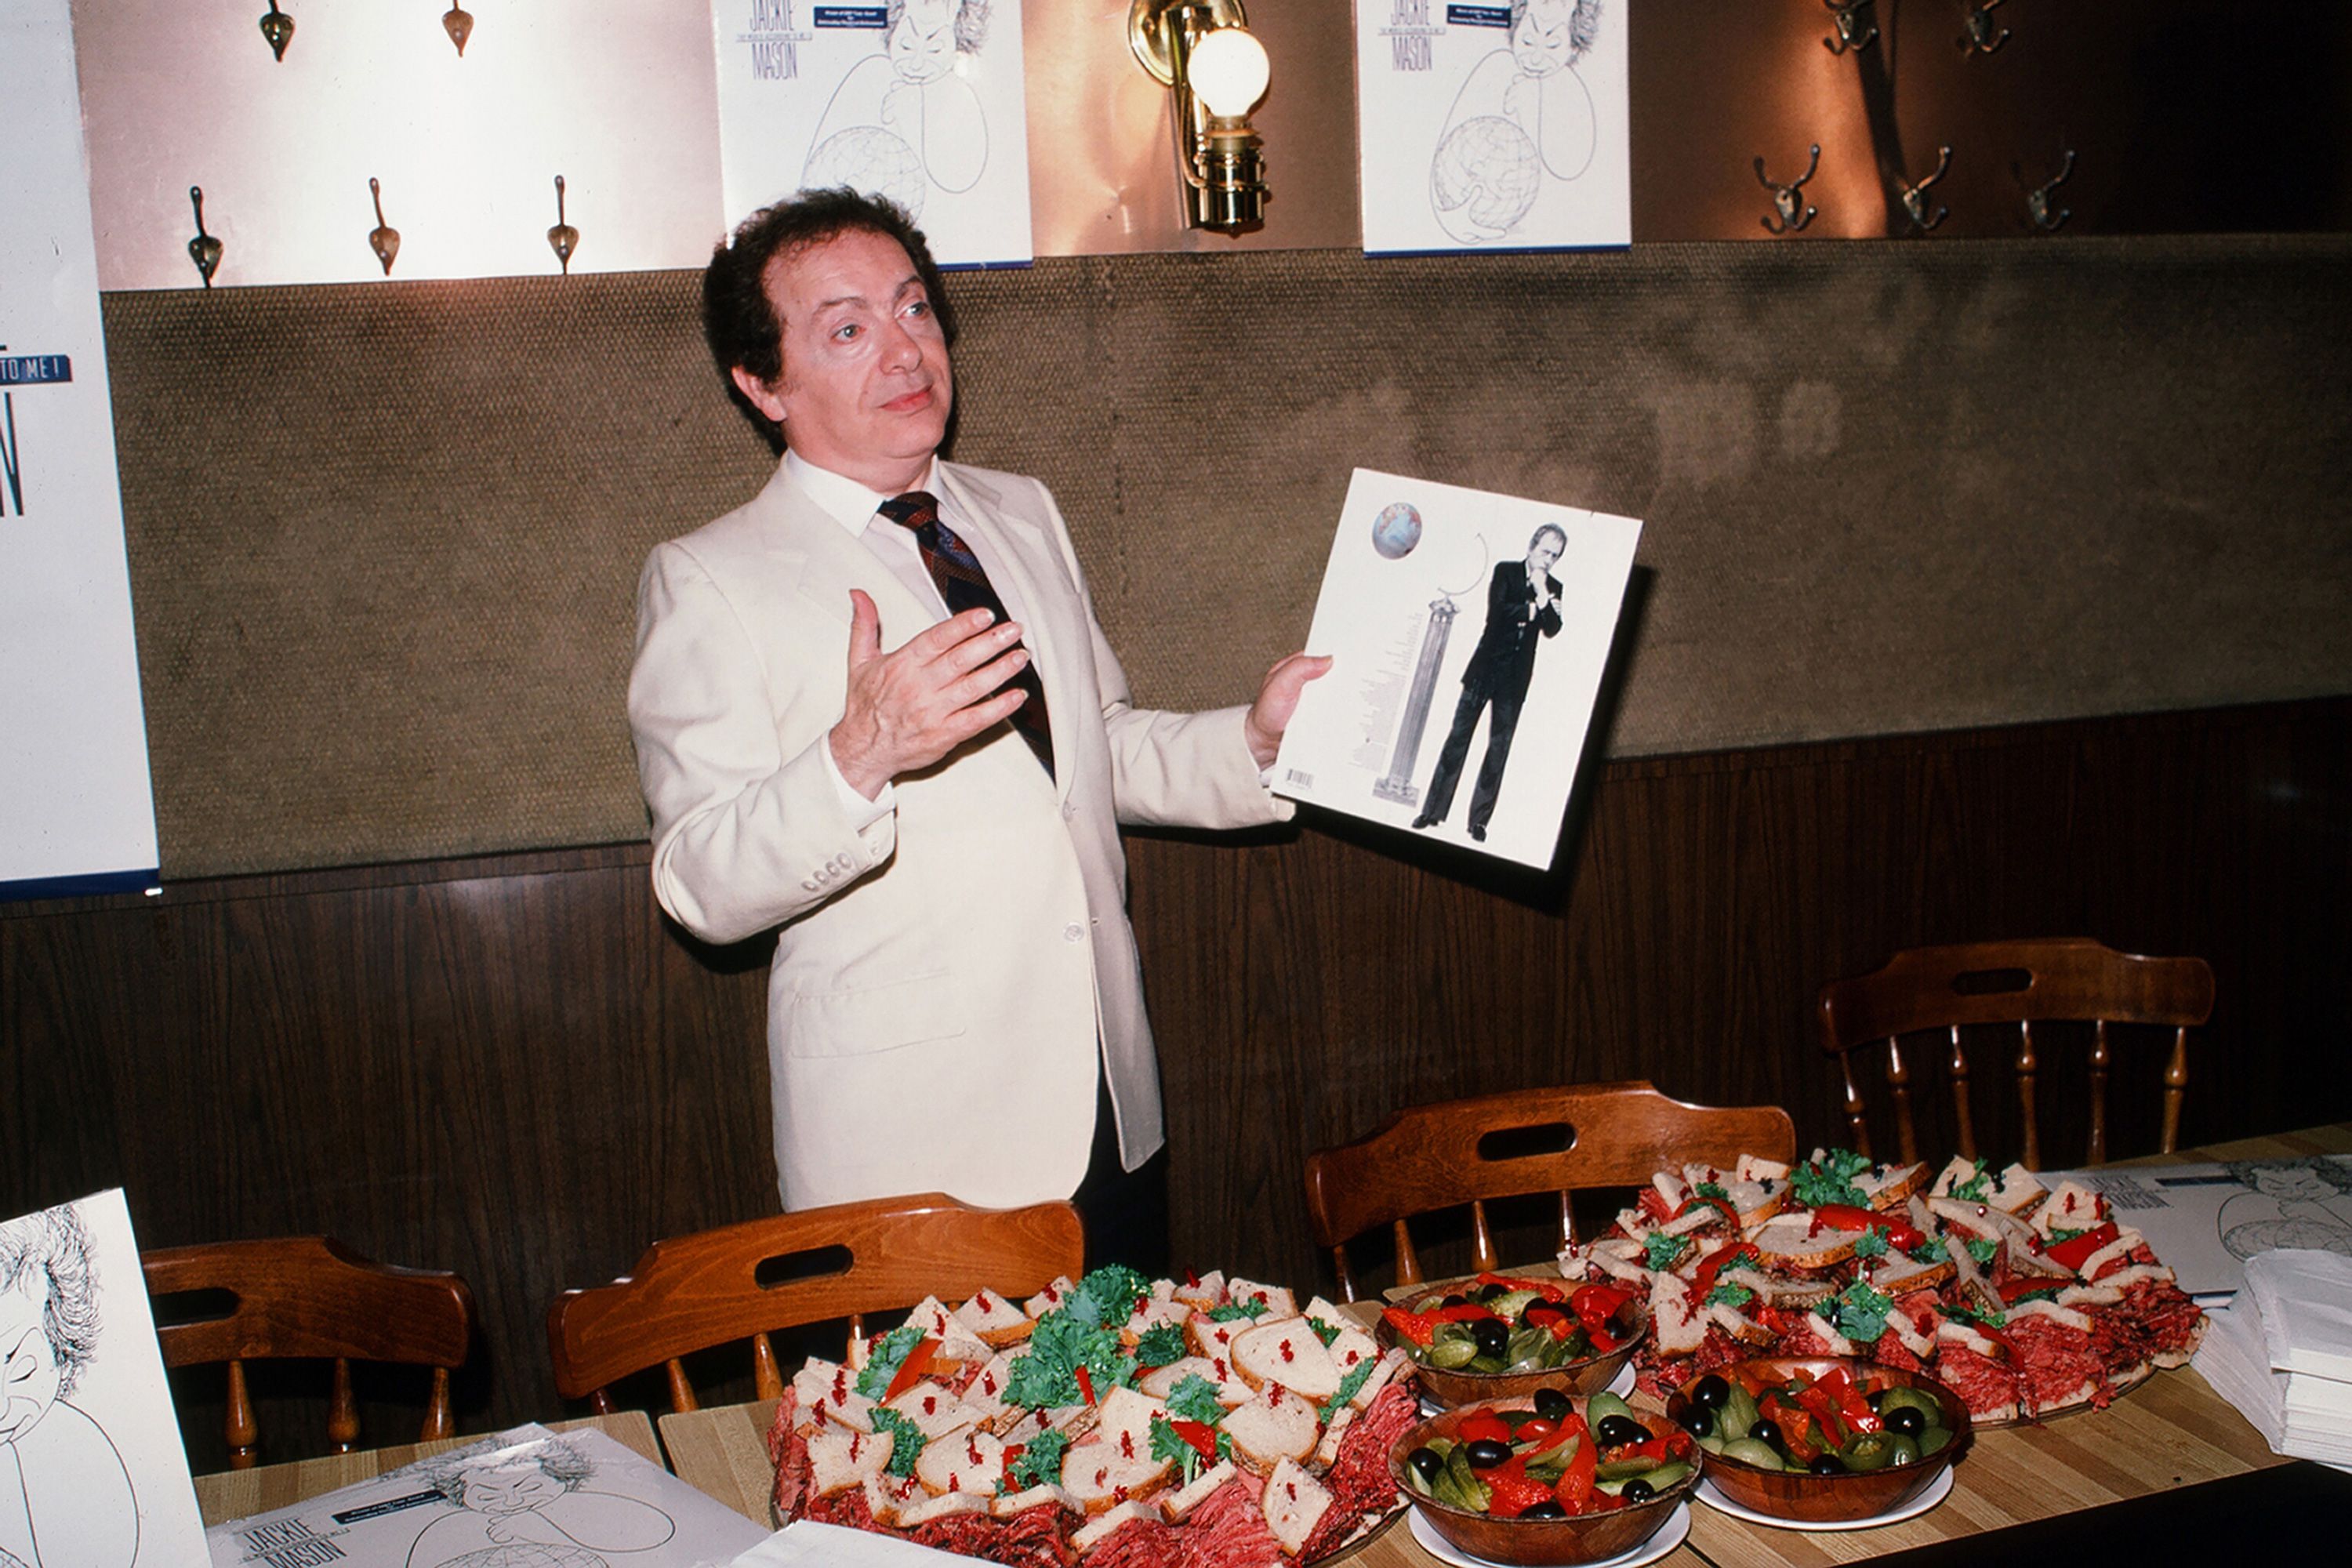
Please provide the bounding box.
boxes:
[1413,523,1566,841]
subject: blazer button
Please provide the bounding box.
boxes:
[1062,801,1077,820]
[1064,923,1085,942]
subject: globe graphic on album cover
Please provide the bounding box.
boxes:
[1432,115,1541,234]
[440,1546,604,1568]
[805,126,927,220]
[1371,502,1424,560]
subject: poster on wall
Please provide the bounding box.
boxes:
[1272,469,1640,872]
[0,0,160,902]
[711,0,1035,265]
[0,1189,209,1566]
[1355,0,1632,254]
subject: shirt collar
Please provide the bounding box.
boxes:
[786,450,942,539]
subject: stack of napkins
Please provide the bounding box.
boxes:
[2194,1247,2352,1471]
[730,1520,982,1565]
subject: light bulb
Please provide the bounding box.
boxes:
[1187,25,1269,118]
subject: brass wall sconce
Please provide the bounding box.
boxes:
[1128,0,1271,235]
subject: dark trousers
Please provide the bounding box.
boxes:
[1071,1067,1171,1278]
[1424,680,1526,831]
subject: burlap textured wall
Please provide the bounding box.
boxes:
[103,237,2352,878]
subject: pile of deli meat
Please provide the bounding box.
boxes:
[1559,1151,2206,1423]
[766,1266,1418,1565]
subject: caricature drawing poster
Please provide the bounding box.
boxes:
[1,1189,207,1567]
[711,0,1034,265]
[1272,469,1640,871]
[1356,0,1632,253]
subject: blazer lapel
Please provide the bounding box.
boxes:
[751,463,935,642]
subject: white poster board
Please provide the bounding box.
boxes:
[1273,468,1640,870]
[206,1423,771,1567]
[712,1,1035,265]
[2045,1154,2352,1303]
[1356,0,1632,254]
[0,1189,209,1566]
[0,0,160,902]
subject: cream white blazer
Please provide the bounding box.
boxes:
[629,459,1285,1210]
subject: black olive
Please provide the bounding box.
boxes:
[1522,1501,1567,1519]
[1690,1374,1730,1410]
[1532,1387,1571,1422]
[1676,1405,1714,1439]
[1749,1418,1784,1450]
[1596,1414,1646,1447]
[1408,1446,1444,1480]
[1441,1293,1470,1308]
[1866,1388,1888,1409]
[1884,1406,1926,1438]
[1809,1454,1846,1475]
[1465,1438,1513,1469]
[1622,1477,1657,1504]
[1476,1281,1507,1302]
[1471,1317,1511,1357]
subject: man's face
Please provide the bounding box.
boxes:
[459,1462,564,1515]
[730,227,953,494]
[1527,535,1564,573]
[0,1276,61,1445]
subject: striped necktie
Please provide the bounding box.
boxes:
[879,490,1054,779]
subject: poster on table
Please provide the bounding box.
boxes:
[1272,469,1640,871]
[1355,0,1632,254]
[205,1423,771,1567]
[0,0,160,902]
[0,1189,208,1566]
[711,0,1035,264]
[2045,1152,2352,1302]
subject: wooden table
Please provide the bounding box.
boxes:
[193,1412,662,1526]
[653,1123,2352,1562]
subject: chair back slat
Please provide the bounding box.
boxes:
[1818,938,2215,1168]
[143,1236,473,1471]
[1303,1081,1796,1303]
[546,1193,1084,1410]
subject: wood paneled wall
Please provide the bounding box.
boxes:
[5,698,2347,1465]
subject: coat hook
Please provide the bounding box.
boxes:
[1901,146,1954,233]
[444,5,474,57]
[258,2,293,62]
[547,176,579,274]
[2025,149,2075,233]
[1959,0,2010,55]
[368,177,401,275]
[1755,144,1821,235]
[187,186,223,289]
[1824,0,1877,55]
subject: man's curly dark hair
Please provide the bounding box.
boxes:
[702,187,956,450]
[0,1207,100,1399]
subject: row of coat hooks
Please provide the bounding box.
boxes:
[1753,143,2076,235]
[183,175,579,287]
[260,3,476,62]
[1824,0,2012,56]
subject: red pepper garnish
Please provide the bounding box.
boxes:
[1809,1203,1925,1253]
[884,1336,941,1403]
[1675,1193,1740,1227]
[1483,1457,1557,1519]
[1568,1283,1634,1329]
[1074,1365,1096,1406]
[1169,1417,1219,1463]
[1690,1241,1760,1300]
[1457,1412,1514,1447]
[1555,1430,1597,1508]
[2045,1221,2120,1273]
[1381,1306,1437,1348]
[1998,1276,2067,1305]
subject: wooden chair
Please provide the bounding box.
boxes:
[1302,1080,1796,1302]
[546,1192,1085,1413]
[142,1236,474,1469]
[1817,936,2216,1170]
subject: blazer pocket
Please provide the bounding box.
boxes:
[784,970,968,1059]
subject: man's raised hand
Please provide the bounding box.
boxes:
[829,589,1032,798]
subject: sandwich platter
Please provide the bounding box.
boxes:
[766,1266,1415,1564]
[1556,1151,2208,1428]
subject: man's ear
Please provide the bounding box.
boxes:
[730,365,788,425]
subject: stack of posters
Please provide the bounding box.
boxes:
[1272,468,1640,870]
[2040,1152,2352,1303]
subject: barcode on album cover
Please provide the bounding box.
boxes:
[1285,768,1315,788]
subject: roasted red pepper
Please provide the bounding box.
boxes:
[1168,1417,1219,1464]
[1675,1193,1740,1227]
[1483,1457,1558,1518]
[1690,1241,1761,1299]
[1568,1283,1633,1328]
[2045,1221,2120,1273]
[1074,1365,1096,1406]
[1381,1306,1437,1347]
[1808,1203,1926,1253]
[1555,1429,1598,1508]
[884,1336,941,1402]
[1457,1411,1514,1447]
[1998,1276,2067,1305]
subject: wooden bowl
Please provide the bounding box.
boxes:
[1667,1356,1969,1525]
[1376,1287,1650,1410]
[1387,1396,1700,1566]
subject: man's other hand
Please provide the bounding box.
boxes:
[1243,652,1334,768]
[829,590,1032,797]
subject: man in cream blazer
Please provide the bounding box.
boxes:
[629,191,1324,1225]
